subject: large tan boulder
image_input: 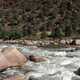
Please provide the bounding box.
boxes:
[0,47,27,70]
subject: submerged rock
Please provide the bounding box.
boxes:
[0,47,27,70]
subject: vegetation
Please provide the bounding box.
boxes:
[0,31,23,40]
[0,0,79,40]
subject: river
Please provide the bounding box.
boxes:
[0,44,80,80]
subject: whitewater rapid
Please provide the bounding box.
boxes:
[0,44,80,80]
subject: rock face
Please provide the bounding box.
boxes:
[0,47,27,70]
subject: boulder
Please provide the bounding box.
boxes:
[70,40,76,45]
[74,68,80,76]
[29,55,48,62]
[0,47,27,70]
[76,39,80,45]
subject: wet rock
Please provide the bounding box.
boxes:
[74,68,80,76]
[29,55,48,62]
[0,47,27,70]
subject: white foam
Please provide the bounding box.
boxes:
[54,51,67,56]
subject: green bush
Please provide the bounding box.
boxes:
[51,27,65,38]
[2,31,23,40]
[40,31,48,39]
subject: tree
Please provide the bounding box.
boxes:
[0,0,79,39]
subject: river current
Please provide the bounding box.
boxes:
[0,44,80,80]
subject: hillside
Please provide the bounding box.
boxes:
[0,0,80,39]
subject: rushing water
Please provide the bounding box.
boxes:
[0,44,80,80]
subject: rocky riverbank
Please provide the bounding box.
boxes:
[0,39,80,48]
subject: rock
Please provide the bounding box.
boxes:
[29,55,48,62]
[76,39,80,45]
[70,40,76,45]
[0,47,27,70]
[74,68,80,76]
[60,40,66,45]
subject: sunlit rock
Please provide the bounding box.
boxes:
[0,47,27,70]
[76,39,80,45]
[60,40,66,45]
